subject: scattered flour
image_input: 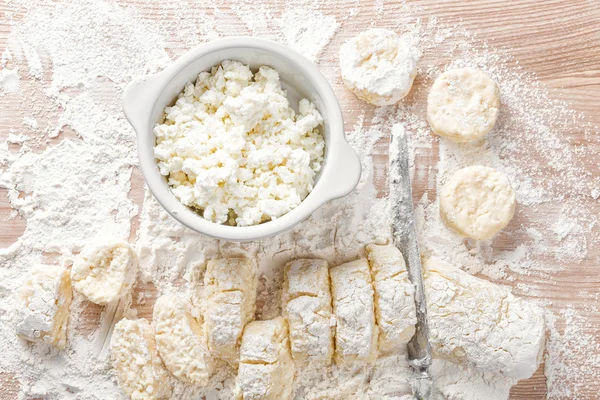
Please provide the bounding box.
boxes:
[229,0,341,63]
[544,306,600,399]
[0,67,20,94]
[277,8,339,62]
[0,0,598,399]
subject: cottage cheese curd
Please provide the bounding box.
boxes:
[153,60,325,226]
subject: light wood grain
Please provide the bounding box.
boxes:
[1,0,600,399]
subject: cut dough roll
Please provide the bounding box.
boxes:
[330,259,378,364]
[439,166,516,240]
[15,265,72,349]
[235,317,295,400]
[70,240,138,305]
[424,258,546,381]
[281,259,334,364]
[427,67,500,142]
[153,294,214,386]
[339,28,420,106]
[111,318,172,400]
[366,244,417,352]
[204,258,257,364]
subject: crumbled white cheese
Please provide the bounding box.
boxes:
[366,244,417,352]
[329,258,378,364]
[110,318,172,400]
[70,240,138,305]
[153,294,215,386]
[282,259,334,364]
[204,258,257,364]
[235,317,295,400]
[15,265,72,349]
[153,60,325,226]
[424,258,546,381]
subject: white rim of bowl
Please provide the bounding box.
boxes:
[123,37,361,241]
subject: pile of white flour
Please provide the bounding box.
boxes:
[0,0,599,399]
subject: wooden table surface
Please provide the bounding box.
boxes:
[1,1,600,399]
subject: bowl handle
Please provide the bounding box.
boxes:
[122,76,158,134]
[321,140,362,200]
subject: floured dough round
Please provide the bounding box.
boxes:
[111,318,172,399]
[339,28,420,106]
[439,166,516,240]
[153,294,214,386]
[71,240,138,305]
[427,68,500,142]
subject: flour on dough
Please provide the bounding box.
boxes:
[427,67,500,142]
[110,318,172,399]
[424,258,545,381]
[204,258,257,364]
[235,317,295,400]
[15,265,72,349]
[339,28,420,106]
[330,259,378,364]
[70,240,138,305]
[282,259,334,364]
[366,244,417,352]
[153,294,215,386]
[439,166,516,240]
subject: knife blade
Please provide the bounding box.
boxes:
[389,123,432,399]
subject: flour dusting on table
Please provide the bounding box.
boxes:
[0,0,599,399]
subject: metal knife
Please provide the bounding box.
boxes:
[389,123,433,399]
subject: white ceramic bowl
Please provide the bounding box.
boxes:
[122,37,361,241]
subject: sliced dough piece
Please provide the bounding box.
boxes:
[71,240,138,305]
[368,350,414,399]
[15,265,72,349]
[339,28,420,106]
[330,259,378,364]
[204,258,257,363]
[424,258,546,380]
[430,359,513,400]
[427,67,500,142]
[235,317,295,400]
[153,294,214,386]
[282,259,334,364]
[366,244,417,352]
[111,318,172,399]
[440,166,516,240]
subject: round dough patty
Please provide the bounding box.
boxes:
[439,166,516,240]
[339,28,420,106]
[71,240,138,304]
[427,68,500,142]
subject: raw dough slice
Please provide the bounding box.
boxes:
[204,258,257,364]
[366,244,417,352]
[281,259,334,364]
[111,318,172,400]
[430,359,513,400]
[153,294,214,386]
[70,240,138,305]
[427,67,500,142]
[424,258,546,380]
[339,28,420,106]
[15,265,72,349]
[235,317,295,400]
[330,259,378,364]
[439,166,516,240]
